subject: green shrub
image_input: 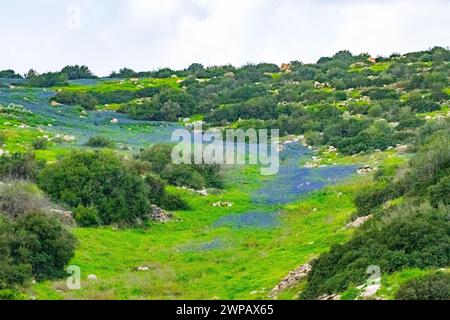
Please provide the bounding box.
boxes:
[301,204,450,299]
[403,131,450,196]
[428,175,450,208]
[10,213,77,281]
[26,71,68,87]
[0,152,42,180]
[38,151,150,225]
[32,137,49,150]
[138,144,223,189]
[61,65,95,80]
[74,206,101,227]
[145,174,166,204]
[85,136,115,149]
[137,144,173,173]
[0,131,5,146]
[396,273,450,300]
[354,183,398,217]
[52,91,98,110]
[0,217,32,290]
[160,192,190,211]
[161,164,206,190]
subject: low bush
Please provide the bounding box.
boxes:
[74,206,101,227]
[354,183,400,217]
[161,164,206,190]
[138,144,223,189]
[0,152,42,181]
[160,192,190,211]
[32,137,49,150]
[38,151,151,226]
[137,144,173,173]
[0,217,32,291]
[10,213,77,281]
[301,204,450,299]
[428,175,450,208]
[85,136,115,149]
[396,272,450,300]
[52,91,98,110]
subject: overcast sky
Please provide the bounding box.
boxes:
[0,0,449,76]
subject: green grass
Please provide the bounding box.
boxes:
[376,268,448,300]
[348,62,391,73]
[55,78,181,93]
[369,62,391,72]
[31,162,369,300]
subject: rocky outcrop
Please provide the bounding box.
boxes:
[280,63,292,73]
[318,293,341,300]
[396,144,409,154]
[357,165,374,175]
[270,262,313,297]
[212,201,233,208]
[345,214,373,229]
[150,205,171,223]
[49,208,76,226]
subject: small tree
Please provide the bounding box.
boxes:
[38,151,150,225]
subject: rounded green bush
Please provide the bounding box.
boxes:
[396,272,450,300]
[85,136,115,149]
[38,150,150,225]
[11,212,77,281]
[74,206,101,227]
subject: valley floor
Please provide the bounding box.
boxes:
[31,162,371,300]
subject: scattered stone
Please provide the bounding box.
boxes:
[345,215,373,229]
[49,208,75,226]
[396,144,409,154]
[327,145,338,153]
[350,62,367,68]
[318,293,341,300]
[135,266,151,272]
[111,118,119,124]
[150,205,171,223]
[87,275,97,281]
[50,100,62,107]
[361,284,381,298]
[357,165,373,175]
[389,122,400,128]
[224,72,235,78]
[61,135,76,142]
[212,201,234,208]
[270,262,313,297]
[304,162,319,169]
[197,189,208,197]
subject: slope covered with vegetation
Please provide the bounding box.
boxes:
[0,47,449,300]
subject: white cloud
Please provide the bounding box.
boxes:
[0,0,448,76]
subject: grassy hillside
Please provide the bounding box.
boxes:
[0,47,449,300]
